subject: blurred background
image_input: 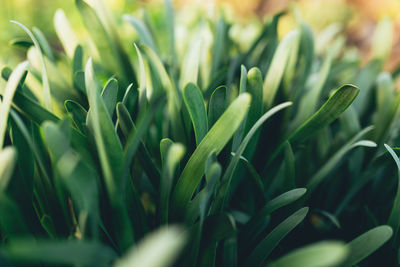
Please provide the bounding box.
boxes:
[1,0,400,69]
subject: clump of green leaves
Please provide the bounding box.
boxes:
[0,0,400,266]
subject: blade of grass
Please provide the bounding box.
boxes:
[232,65,248,152]
[54,9,79,58]
[344,225,393,266]
[183,83,208,146]
[65,100,88,133]
[384,144,400,244]
[263,30,299,108]
[289,84,359,146]
[306,127,376,193]
[179,39,201,89]
[114,226,186,267]
[123,16,159,55]
[0,61,29,148]
[207,85,226,127]
[85,58,133,250]
[240,188,307,247]
[134,43,147,110]
[245,207,309,266]
[269,241,347,267]
[212,102,292,212]
[11,21,52,111]
[101,78,118,118]
[170,93,251,219]
[243,67,264,158]
[32,27,55,63]
[160,144,185,224]
[3,239,117,266]
[0,147,17,191]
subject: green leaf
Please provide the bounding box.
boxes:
[11,21,52,111]
[210,18,227,82]
[241,188,307,246]
[183,83,208,145]
[140,44,183,141]
[9,37,33,49]
[232,65,248,152]
[122,83,138,115]
[352,60,382,116]
[384,144,400,243]
[56,146,100,238]
[208,85,227,127]
[85,58,133,250]
[245,207,309,266]
[344,225,393,266]
[9,109,52,188]
[170,93,251,219]
[243,67,264,158]
[134,43,147,110]
[65,100,88,133]
[0,193,30,238]
[213,101,292,212]
[114,226,186,267]
[289,84,359,146]
[291,50,333,129]
[373,74,400,145]
[73,45,84,74]
[283,141,295,190]
[54,9,79,58]
[0,61,29,148]
[269,241,348,267]
[3,239,117,266]
[306,126,376,193]
[184,159,221,225]
[164,0,176,63]
[117,100,161,192]
[263,30,299,108]
[32,27,55,62]
[179,38,201,89]
[123,16,159,54]
[160,138,174,168]
[160,143,185,224]
[101,78,118,118]
[86,58,123,193]
[0,147,17,192]
[76,0,135,85]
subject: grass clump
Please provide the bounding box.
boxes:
[1,0,400,266]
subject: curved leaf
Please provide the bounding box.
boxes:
[269,241,348,267]
[170,93,251,219]
[183,83,208,145]
[344,225,393,266]
[245,207,309,266]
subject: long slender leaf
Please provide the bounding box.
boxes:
[245,207,309,266]
[0,147,17,191]
[3,239,117,266]
[269,241,348,267]
[264,30,299,108]
[183,83,208,145]
[114,226,186,267]
[213,102,292,212]
[344,225,393,266]
[384,144,400,243]
[170,93,251,219]
[0,61,29,148]
[11,21,52,111]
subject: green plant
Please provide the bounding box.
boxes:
[1,0,400,266]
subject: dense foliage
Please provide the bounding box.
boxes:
[1,0,400,266]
